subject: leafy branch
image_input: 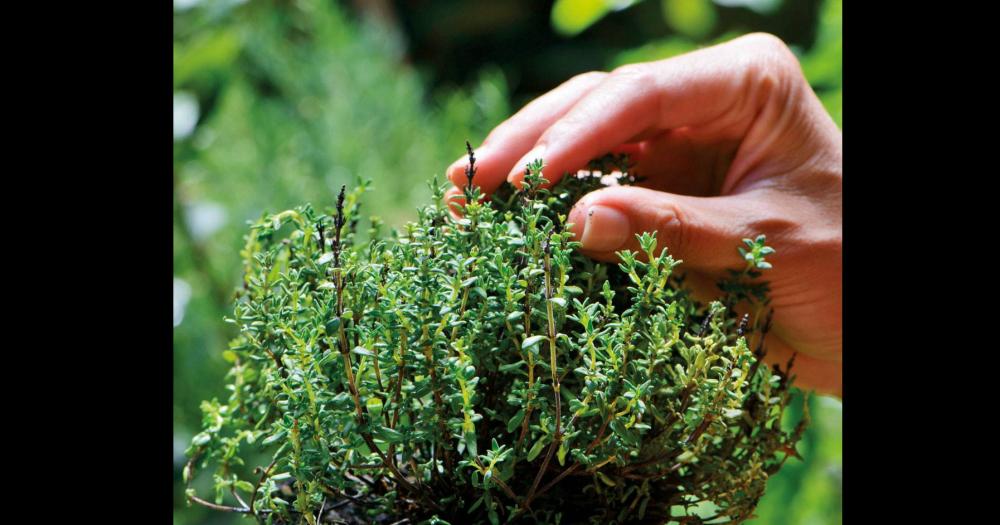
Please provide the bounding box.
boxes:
[185,146,804,524]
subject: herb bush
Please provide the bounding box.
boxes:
[185,148,807,524]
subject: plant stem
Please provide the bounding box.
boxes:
[523,238,563,508]
[248,458,278,518]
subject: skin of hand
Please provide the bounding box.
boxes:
[444,33,842,397]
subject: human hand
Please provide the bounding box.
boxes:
[445,33,842,396]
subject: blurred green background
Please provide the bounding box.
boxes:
[173,1,841,523]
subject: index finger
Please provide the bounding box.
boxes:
[506,33,805,188]
[444,71,608,195]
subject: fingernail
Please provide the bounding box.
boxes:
[580,205,630,252]
[507,144,547,185]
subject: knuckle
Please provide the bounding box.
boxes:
[745,214,800,261]
[791,212,841,261]
[540,119,573,145]
[653,202,688,256]
[543,112,589,143]
[610,63,651,83]
[744,33,800,78]
[729,33,803,104]
[748,212,799,240]
[739,32,793,59]
[568,70,607,86]
[780,229,840,271]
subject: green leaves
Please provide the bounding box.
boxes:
[366,397,383,417]
[720,235,775,305]
[464,428,479,457]
[609,418,639,448]
[595,470,617,487]
[739,235,775,270]
[352,346,374,357]
[522,335,548,350]
[186,152,803,525]
[375,425,405,444]
[507,409,526,433]
[527,435,548,461]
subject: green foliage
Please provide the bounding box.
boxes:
[606,0,843,128]
[173,0,508,438]
[751,395,841,524]
[173,3,509,520]
[551,0,641,36]
[185,153,806,524]
[175,4,841,525]
[660,0,717,39]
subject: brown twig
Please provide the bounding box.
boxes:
[473,457,519,503]
[248,458,278,518]
[188,494,251,513]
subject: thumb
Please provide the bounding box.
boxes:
[567,185,782,272]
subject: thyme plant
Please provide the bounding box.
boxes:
[185,146,806,524]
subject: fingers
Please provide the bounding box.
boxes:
[505,70,661,188]
[615,129,742,197]
[566,185,787,273]
[507,32,806,189]
[443,186,465,219]
[760,334,842,397]
[445,71,608,195]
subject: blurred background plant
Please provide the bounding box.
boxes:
[173,0,841,523]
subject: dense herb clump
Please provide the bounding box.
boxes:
[185,149,806,524]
